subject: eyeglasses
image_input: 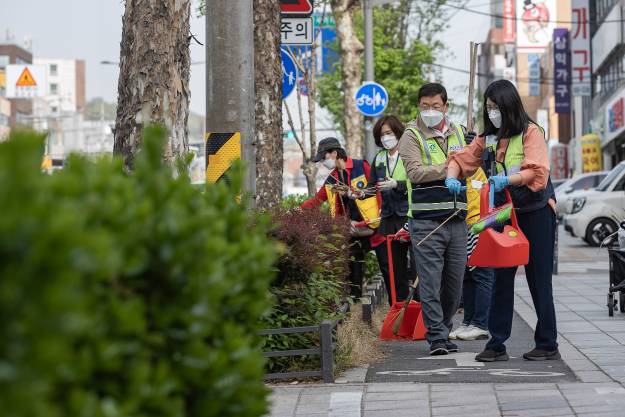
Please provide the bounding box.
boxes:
[419,104,444,111]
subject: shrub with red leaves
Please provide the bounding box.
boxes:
[269,207,350,287]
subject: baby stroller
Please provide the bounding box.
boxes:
[607,221,625,316]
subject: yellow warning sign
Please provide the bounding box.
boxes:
[16,67,37,87]
[205,132,241,183]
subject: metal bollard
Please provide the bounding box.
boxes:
[320,320,334,383]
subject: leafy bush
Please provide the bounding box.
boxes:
[0,127,277,417]
[262,208,351,373]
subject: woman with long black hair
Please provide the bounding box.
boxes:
[445,79,558,362]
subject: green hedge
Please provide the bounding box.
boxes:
[0,127,277,417]
[263,208,351,373]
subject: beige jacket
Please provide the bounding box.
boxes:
[398,116,459,184]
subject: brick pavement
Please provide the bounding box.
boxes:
[265,229,625,416]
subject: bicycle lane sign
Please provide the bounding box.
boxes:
[355,82,388,117]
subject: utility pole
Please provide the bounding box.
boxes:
[363,0,375,164]
[363,0,395,163]
[206,1,256,202]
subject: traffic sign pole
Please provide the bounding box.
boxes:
[364,0,376,164]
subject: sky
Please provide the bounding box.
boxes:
[0,0,207,114]
[0,0,489,117]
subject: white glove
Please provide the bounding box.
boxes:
[347,189,365,199]
[377,178,398,191]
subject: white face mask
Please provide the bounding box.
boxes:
[488,109,502,129]
[381,134,398,150]
[322,157,336,170]
[421,109,444,128]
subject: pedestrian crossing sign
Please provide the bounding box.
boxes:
[16,67,37,87]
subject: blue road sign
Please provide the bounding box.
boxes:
[281,48,298,99]
[355,82,388,117]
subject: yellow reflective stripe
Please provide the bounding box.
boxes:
[411,202,468,210]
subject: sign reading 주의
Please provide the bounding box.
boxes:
[281,48,298,99]
[355,82,388,117]
[205,132,241,183]
[281,17,314,45]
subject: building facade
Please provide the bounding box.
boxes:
[33,58,86,115]
[590,0,625,169]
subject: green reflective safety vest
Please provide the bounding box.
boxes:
[405,122,467,221]
[374,149,407,181]
[484,124,555,214]
[374,149,409,217]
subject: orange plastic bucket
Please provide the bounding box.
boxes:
[468,184,529,268]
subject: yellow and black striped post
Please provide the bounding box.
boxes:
[205,132,241,183]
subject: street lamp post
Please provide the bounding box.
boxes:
[363,0,396,163]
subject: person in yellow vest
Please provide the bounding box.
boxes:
[398,83,468,356]
[448,143,495,341]
[446,79,558,362]
[369,115,415,304]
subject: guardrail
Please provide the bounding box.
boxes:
[361,276,385,325]
[260,302,350,383]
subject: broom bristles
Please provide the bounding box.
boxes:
[391,280,418,335]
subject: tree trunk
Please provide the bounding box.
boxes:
[114,0,191,168]
[253,0,283,209]
[331,0,363,158]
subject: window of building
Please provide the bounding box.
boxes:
[597,48,625,99]
[50,64,58,76]
[50,83,58,95]
[51,106,58,114]
[15,57,28,65]
[0,55,9,69]
[596,0,618,25]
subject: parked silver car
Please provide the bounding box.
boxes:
[555,171,608,216]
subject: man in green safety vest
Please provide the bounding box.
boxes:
[398,83,469,356]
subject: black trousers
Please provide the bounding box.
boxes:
[348,237,370,298]
[348,237,406,301]
[486,205,558,352]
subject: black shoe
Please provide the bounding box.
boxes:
[523,349,561,361]
[430,340,449,356]
[475,349,509,362]
[446,341,459,353]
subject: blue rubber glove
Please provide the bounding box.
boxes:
[445,177,462,195]
[488,175,509,192]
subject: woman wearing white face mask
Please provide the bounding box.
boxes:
[446,79,558,362]
[301,137,386,298]
[369,115,415,304]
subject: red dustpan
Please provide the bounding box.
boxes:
[380,235,427,341]
[468,183,529,268]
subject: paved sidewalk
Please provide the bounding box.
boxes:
[266,229,625,417]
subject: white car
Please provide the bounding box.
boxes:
[563,162,625,246]
[554,171,608,216]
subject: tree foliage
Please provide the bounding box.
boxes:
[318,5,433,131]
[0,127,277,417]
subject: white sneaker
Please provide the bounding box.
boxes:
[457,325,489,341]
[449,324,469,340]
